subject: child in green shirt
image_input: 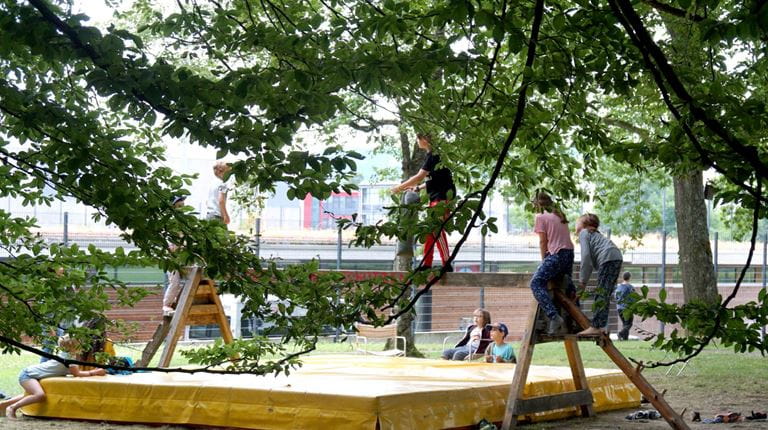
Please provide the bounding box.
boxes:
[485,323,516,363]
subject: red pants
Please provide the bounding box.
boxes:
[423,199,450,267]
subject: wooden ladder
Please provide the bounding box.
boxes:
[138,266,234,367]
[501,284,690,430]
[501,294,595,428]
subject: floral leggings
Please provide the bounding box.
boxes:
[530,249,575,319]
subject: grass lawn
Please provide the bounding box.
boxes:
[1,338,766,429]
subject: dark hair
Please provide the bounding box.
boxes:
[474,308,491,326]
[623,271,631,281]
[416,132,432,142]
[532,191,568,223]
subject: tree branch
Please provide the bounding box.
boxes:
[640,0,705,22]
[383,0,547,322]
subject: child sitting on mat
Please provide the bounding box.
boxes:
[0,335,106,419]
[442,308,492,360]
[485,322,516,363]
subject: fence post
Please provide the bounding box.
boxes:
[336,226,342,270]
[334,226,342,342]
[480,231,486,308]
[63,211,69,245]
[713,231,719,284]
[254,217,261,260]
[660,229,667,335]
[763,233,767,341]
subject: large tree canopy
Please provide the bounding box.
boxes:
[1,0,767,372]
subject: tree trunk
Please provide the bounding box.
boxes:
[673,170,719,304]
[392,126,425,357]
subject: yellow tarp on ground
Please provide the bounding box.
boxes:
[22,355,640,429]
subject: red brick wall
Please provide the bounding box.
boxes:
[104,273,766,342]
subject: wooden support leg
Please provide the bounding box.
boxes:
[501,301,539,429]
[158,267,202,367]
[137,314,172,367]
[564,336,595,418]
[554,290,690,430]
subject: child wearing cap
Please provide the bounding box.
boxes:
[485,322,516,363]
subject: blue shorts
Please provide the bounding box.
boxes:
[18,369,33,384]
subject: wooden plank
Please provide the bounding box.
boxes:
[554,290,690,430]
[137,314,172,367]
[185,315,220,325]
[206,279,234,345]
[564,336,595,417]
[188,304,219,317]
[514,390,594,415]
[501,301,540,429]
[158,267,202,367]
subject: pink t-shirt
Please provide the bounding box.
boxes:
[534,212,574,255]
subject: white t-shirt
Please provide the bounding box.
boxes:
[206,181,228,218]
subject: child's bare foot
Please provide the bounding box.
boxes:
[5,406,16,419]
[577,326,604,337]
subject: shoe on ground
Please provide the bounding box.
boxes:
[547,315,564,335]
[578,326,605,337]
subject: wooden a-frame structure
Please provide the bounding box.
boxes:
[501,280,689,430]
[138,266,234,367]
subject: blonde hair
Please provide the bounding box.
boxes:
[532,191,568,223]
[213,161,230,176]
[57,335,81,354]
[578,213,600,230]
[473,308,491,326]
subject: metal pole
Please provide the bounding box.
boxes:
[713,231,718,285]
[762,233,767,341]
[660,229,667,335]
[334,226,342,342]
[606,227,611,240]
[480,231,486,308]
[254,217,261,260]
[63,211,69,245]
[336,226,342,270]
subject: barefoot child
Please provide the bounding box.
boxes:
[485,322,516,363]
[576,213,623,336]
[0,335,106,419]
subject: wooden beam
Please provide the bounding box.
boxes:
[553,290,690,430]
[514,390,594,415]
[564,336,595,418]
[502,302,540,429]
[158,267,202,367]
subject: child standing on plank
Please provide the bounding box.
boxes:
[0,335,105,419]
[529,192,575,335]
[576,213,623,336]
[391,133,456,272]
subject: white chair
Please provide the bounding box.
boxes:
[354,323,406,357]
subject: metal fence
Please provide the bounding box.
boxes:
[7,211,768,340]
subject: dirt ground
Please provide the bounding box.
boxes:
[1,409,767,429]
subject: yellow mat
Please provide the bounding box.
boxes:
[22,355,640,429]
